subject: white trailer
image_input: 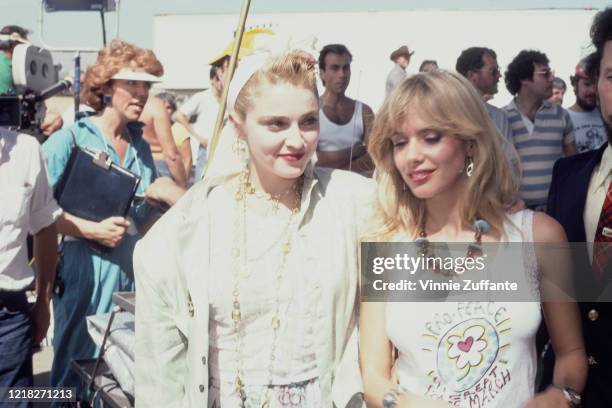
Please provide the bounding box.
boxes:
[153,8,598,110]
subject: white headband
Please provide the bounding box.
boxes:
[226,52,271,113]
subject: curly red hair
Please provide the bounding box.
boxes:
[81,39,164,111]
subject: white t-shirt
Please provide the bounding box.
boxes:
[387,210,541,408]
[568,109,606,153]
[0,129,61,291]
[179,89,220,162]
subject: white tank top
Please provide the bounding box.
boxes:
[386,210,541,408]
[317,101,364,152]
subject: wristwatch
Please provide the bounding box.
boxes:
[382,385,407,408]
[551,384,581,408]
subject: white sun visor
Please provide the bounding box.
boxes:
[111,69,162,83]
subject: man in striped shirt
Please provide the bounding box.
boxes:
[503,50,577,210]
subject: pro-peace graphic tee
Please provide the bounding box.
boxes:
[386,211,542,408]
[388,301,541,407]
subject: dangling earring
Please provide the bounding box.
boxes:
[232,137,248,165]
[466,157,474,177]
[232,138,247,156]
[102,94,112,106]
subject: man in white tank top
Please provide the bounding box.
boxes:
[316,44,375,174]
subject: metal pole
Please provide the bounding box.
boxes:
[204,0,252,178]
[89,306,120,393]
[73,52,81,122]
[99,9,107,46]
[114,0,121,39]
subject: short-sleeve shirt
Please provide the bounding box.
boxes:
[485,103,520,176]
[178,89,220,144]
[0,128,61,290]
[503,99,575,207]
[43,117,158,232]
[567,109,606,153]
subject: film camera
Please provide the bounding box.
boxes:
[0,43,69,131]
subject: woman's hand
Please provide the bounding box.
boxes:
[90,216,130,247]
[522,387,569,408]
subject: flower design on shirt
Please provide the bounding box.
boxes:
[446,325,487,369]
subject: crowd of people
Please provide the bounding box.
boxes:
[1,5,612,408]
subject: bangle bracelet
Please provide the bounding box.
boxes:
[382,385,407,408]
[550,384,581,408]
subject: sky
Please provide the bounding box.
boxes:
[1,0,609,51]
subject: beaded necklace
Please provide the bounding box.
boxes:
[415,219,491,276]
[230,168,303,407]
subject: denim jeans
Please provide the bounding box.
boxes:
[153,160,171,179]
[0,291,32,408]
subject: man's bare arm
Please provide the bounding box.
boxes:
[147,97,187,187]
[350,103,375,173]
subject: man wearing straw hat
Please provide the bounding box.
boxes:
[385,45,414,95]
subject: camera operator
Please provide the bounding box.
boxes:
[0,124,61,405]
[0,25,63,137]
[0,25,28,95]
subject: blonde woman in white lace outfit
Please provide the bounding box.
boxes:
[359,71,587,408]
[134,51,371,407]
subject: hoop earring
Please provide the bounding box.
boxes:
[102,94,112,106]
[466,157,474,177]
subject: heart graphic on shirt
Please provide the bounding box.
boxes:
[438,319,499,391]
[458,336,474,352]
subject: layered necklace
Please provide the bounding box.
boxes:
[231,167,303,408]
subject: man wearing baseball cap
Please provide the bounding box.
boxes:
[385,45,413,95]
[568,55,606,153]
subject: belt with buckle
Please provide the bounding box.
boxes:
[0,290,28,311]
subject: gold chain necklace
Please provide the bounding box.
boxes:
[231,168,303,408]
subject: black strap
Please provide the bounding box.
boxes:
[67,128,78,148]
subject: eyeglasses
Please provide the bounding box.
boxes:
[534,69,555,79]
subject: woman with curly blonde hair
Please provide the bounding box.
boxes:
[359,71,586,408]
[42,39,161,401]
